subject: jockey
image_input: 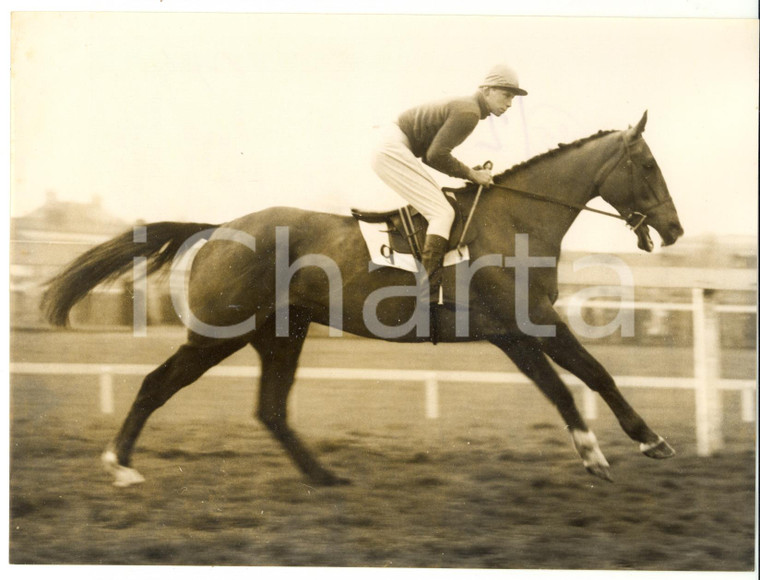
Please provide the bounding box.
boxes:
[371,64,527,301]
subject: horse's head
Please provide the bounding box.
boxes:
[596,111,684,252]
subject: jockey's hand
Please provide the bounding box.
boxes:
[469,167,494,186]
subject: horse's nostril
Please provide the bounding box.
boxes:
[661,223,684,246]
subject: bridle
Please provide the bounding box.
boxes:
[485,133,671,233]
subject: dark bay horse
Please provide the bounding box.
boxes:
[43,112,684,487]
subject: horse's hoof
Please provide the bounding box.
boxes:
[585,463,614,483]
[640,437,676,459]
[308,470,351,486]
[101,450,145,487]
[570,429,612,482]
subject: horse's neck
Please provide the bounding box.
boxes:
[486,132,620,250]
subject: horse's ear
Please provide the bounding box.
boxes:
[633,110,648,138]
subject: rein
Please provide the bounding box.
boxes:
[479,134,657,233]
[486,181,643,227]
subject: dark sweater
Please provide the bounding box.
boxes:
[397,92,491,179]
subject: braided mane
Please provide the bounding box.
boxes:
[450,129,618,195]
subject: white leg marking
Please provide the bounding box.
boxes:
[570,429,610,469]
[101,449,146,487]
[639,436,665,454]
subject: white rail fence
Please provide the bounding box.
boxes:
[10,266,757,458]
[9,358,755,459]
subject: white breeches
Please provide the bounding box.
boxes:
[370,124,456,240]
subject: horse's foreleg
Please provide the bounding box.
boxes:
[489,335,612,482]
[540,322,675,459]
[103,337,247,486]
[251,312,350,486]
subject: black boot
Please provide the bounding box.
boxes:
[420,234,448,303]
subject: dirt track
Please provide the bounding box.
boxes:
[9,329,757,569]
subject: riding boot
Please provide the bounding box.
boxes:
[420,234,449,303]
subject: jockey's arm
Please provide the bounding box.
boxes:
[423,112,482,181]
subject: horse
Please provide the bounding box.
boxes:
[42,111,684,487]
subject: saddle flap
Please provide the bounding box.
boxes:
[351,196,476,256]
[350,206,420,224]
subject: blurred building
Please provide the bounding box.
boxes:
[9,192,176,328]
[561,235,757,348]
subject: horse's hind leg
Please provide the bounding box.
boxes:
[489,335,613,481]
[102,336,248,486]
[539,322,675,459]
[250,310,349,486]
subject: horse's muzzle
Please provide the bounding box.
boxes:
[644,198,684,249]
[659,221,685,247]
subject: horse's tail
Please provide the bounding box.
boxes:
[41,221,218,327]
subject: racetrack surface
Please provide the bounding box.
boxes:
[9,328,757,569]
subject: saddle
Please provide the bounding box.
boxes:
[350,191,476,260]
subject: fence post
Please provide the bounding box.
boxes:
[425,373,440,420]
[132,257,148,337]
[692,288,724,456]
[582,389,598,421]
[99,366,115,415]
[740,388,755,423]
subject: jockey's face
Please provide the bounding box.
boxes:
[483,88,516,117]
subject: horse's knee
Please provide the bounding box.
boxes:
[257,376,293,423]
[551,385,577,409]
[585,367,616,393]
[256,407,288,436]
[133,376,176,410]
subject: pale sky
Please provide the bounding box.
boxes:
[9,11,759,251]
